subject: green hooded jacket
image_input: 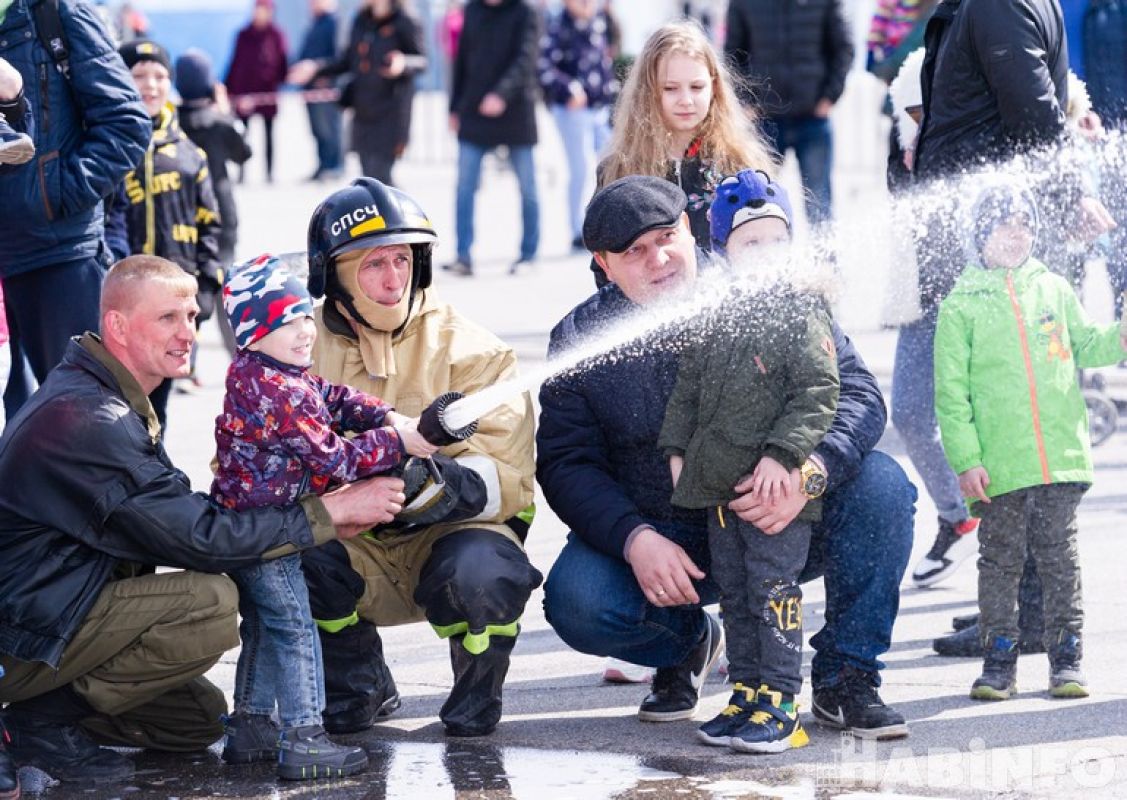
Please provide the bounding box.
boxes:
[934,258,1126,500]
[659,289,839,514]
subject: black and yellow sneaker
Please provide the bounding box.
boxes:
[696,683,758,747]
[276,725,369,781]
[728,685,810,755]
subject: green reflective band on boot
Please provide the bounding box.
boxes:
[516,503,536,526]
[432,619,521,655]
[314,611,359,634]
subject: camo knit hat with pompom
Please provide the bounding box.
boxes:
[223,254,314,350]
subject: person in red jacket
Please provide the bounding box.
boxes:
[225,0,288,182]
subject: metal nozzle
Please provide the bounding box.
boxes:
[418,391,478,446]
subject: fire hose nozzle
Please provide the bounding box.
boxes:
[418,391,478,446]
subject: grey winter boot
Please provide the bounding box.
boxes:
[970,635,1018,701]
[1048,632,1088,698]
[220,713,278,764]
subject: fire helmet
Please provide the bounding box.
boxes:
[307,178,438,301]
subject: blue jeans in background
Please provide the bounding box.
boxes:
[231,554,325,728]
[455,141,539,264]
[891,307,970,525]
[544,451,916,688]
[550,105,611,242]
[306,101,343,176]
[3,254,107,418]
[766,115,834,226]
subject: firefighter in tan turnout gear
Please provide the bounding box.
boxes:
[302,178,542,737]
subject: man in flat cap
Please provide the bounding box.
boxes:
[536,175,916,740]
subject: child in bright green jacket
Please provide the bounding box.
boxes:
[935,181,1127,703]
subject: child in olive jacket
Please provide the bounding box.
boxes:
[935,181,1127,702]
[658,170,839,754]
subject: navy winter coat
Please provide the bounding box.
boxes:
[0,0,150,277]
[536,282,888,560]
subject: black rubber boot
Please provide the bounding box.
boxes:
[441,634,516,737]
[320,620,401,734]
[3,687,133,784]
[0,718,19,800]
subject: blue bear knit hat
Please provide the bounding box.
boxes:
[224,254,315,350]
[709,170,794,254]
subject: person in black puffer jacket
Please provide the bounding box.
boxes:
[724,0,854,226]
[444,0,542,277]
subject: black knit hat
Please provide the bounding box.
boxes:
[583,175,687,253]
[118,40,173,75]
[174,49,215,101]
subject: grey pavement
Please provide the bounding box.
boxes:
[22,92,1127,798]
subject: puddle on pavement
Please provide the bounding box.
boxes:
[11,740,914,800]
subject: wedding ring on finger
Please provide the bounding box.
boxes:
[655,588,666,597]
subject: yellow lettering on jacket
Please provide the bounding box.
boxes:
[125,171,144,205]
[171,224,198,244]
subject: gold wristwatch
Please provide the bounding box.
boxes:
[799,459,828,499]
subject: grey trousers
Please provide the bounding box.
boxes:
[708,508,812,695]
[977,483,1086,649]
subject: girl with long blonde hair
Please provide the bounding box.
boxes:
[598,20,776,251]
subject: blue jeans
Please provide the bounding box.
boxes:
[231,554,324,728]
[306,101,343,174]
[550,105,611,241]
[3,254,107,418]
[891,307,969,525]
[766,115,834,226]
[455,141,539,263]
[543,451,916,688]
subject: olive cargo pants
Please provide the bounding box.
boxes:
[1,571,239,751]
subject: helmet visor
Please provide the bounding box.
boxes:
[332,229,438,259]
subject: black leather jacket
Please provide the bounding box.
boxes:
[914,0,1067,180]
[0,335,334,667]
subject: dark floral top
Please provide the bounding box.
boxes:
[669,139,726,250]
[211,350,403,511]
[538,8,618,108]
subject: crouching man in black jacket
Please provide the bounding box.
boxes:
[0,256,407,785]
